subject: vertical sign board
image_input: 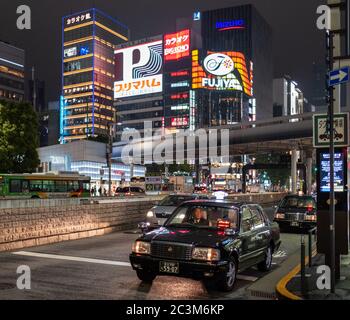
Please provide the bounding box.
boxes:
[313,113,349,258]
[313,113,349,148]
[316,148,349,256]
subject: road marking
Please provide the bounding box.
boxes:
[236,275,258,282]
[273,250,287,258]
[12,251,131,267]
[12,251,258,282]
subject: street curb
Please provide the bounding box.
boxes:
[276,249,317,300]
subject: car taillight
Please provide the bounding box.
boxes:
[306,205,314,213]
[275,213,285,220]
[305,215,317,222]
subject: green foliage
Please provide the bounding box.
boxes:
[0,100,40,173]
[255,153,290,186]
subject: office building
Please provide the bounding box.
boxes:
[114,35,164,138]
[0,41,25,102]
[273,76,304,117]
[61,8,129,143]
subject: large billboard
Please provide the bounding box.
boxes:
[164,29,190,61]
[114,40,163,98]
[192,50,253,96]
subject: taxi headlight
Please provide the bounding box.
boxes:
[132,241,151,255]
[192,247,220,261]
[146,210,154,218]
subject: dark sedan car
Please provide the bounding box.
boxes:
[274,195,317,229]
[143,193,213,229]
[130,200,281,291]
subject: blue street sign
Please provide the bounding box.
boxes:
[329,66,350,86]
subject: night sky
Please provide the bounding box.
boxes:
[0,0,325,103]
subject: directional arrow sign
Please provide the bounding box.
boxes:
[329,66,350,86]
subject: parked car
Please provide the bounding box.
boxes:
[142,194,212,230]
[130,200,281,291]
[194,186,208,194]
[274,195,317,229]
[115,186,145,196]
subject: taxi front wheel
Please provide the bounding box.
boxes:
[136,270,157,283]
[217,258,237,292]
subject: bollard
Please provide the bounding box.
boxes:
[300,236,307,298]
[308,229,313,268]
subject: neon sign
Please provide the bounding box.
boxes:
[192,50,253,96]
[164,29,190,61]
[114,40,163,98]
[216,19,245,31]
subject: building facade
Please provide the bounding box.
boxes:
[114,35,164,138]
[61,8,129,143]
[273,76,305,117]
[0,41,25,102]
[114,4,273,138]
[195,5,272,125]
[38,140,145,190]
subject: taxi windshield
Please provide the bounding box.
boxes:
[166,204,239,230]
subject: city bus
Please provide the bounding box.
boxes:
[0,172,91,199]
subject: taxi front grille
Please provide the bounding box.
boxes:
[151,242,193,260]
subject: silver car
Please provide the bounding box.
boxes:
[143,194,212,229]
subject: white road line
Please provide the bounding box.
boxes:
[12,251,258,282]
[12,251,131,267]
[236,275,258,282]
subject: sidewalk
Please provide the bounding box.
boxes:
[282,253,350,300]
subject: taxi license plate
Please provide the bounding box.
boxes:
[290,221,299,227]
[159,261,179,274]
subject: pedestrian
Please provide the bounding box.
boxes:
[98,187,102,197]
[103,188,107,197]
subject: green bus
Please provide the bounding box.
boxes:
[0,172,91,199]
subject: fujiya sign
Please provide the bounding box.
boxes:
[203,53,234,76]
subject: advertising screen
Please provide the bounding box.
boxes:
[171,117,189,127]
[164,29,190,61]
[64,47,77,58]
[320,152,344,192]
[114,40,163,98]
[192,50,253,96]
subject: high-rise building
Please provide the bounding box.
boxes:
[273,76,305,117]
[48,101,60,146]
[194,4,273,126]
[310,62,327,111]
[61,8,129,143]
[113,35,164,138]
[0,41,25,103]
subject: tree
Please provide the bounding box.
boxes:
[254,153,290,187]
[0,100,40,173]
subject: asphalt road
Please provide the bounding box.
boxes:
[0,207,303,300]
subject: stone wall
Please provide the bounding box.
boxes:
[0,193,286,252]
[0,198,159,252]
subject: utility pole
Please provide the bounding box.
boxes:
[107,123,113,197]
[326,29,336,294]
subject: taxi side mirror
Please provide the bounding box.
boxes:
[138,222,150,234]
